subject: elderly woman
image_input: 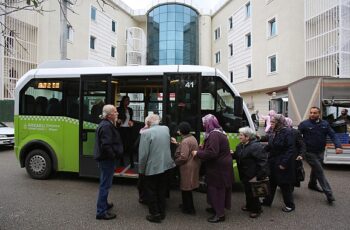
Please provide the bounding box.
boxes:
[171,122,200,215]
[233,127,267,218]
[262,114,296,212]
[192,114,232,223]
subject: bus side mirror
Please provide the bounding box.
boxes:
[234,96,243,117]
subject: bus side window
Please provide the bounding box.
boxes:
[47,98,61,116]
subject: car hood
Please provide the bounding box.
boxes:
[0,127,14,135]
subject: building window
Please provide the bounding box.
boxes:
[246,33,251,47]
[214,27,221,40]
[228,17,233,29]
[112,20,116,32]
[229,44,233,56]
[230,71,234,82]
[247,64,252,78]
[215,51,221,64]
[91,6,96,21]
[90,36,96,49]
[268,18,276,37]
[111,46,116,57]
[268,55,277,73]
[67,25,73,42]
[246,2,251,17]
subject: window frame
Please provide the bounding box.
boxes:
[90,36,96,50]
[215,51,221,64]
[112,20,116,32]
[229,43,233,56]
[91,6,97,21]
[245,2,251,18]
[247,64,252,78]
[267,17,277,38]
[267,54,277,74]
[228,17,233,30]
[246,33,251,48]
[214,27,221,40]
[111,46,116,58]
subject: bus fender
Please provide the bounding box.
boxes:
[19,140,58,171]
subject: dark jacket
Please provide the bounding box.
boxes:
[298,119,341,153]
[117,106,133,123]
[234,139,268,182]
[265,127,296,184]
[197,131,233,188]
[94,119,123,161]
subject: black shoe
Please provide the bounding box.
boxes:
[96,212,116,220]
[207,215,225,223]
[160,213,166,220]
[107,202,114,210]
[282,206,295,212]
[241,206,249,212]
[249,212,261,218]
[308,184,323,193]
[182,209,196,215]
[146,214,162,223]
[327,195,335,204]
[205,207,215,214]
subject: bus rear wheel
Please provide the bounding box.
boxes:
[25,149,52,179]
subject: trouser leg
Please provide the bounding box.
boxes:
[263,177,277,206]
[156,172,167,217]
[96,160,115,216]
[243,182,261,213]
[305,152,332,196]
[182,190,194,211]
[207,186,225,217]
[280,184,295,209]
[145,175,159,216]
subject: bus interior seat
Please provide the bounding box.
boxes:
[47,98,61,115]
[24,95,35,114]
[35,96,48,115]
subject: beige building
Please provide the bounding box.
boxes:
[1,0,349,118]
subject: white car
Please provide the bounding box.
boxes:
[0,122,14,146]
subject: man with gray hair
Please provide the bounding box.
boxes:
[94,104,123,220]
[138,114,176,223]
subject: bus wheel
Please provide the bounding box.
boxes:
[25,149,52,179]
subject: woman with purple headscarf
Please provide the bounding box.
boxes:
[192,114,232,223]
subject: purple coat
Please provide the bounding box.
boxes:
[197,131,233,188]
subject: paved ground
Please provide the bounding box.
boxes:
[1,146,350,230]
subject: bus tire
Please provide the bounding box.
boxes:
[25,149,52,179]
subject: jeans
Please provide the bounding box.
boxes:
[305,152,332,197]
[96,160,116,216]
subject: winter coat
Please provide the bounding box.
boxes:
[138,124,175,176]
[234,139,268,183]
[197,131,233,188]
[264,127,296,185]
[174,134,201,191]
[93,119,123,161]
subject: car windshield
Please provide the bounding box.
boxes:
[0,122,6,128]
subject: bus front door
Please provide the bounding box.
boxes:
[164,73,201,141]
[79,75,110,178]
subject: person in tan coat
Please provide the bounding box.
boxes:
[171,122,201,215]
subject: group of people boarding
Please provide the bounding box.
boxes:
[93,104,343,224]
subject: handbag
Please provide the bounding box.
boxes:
[295,160,305,182]
[249,177,270,198]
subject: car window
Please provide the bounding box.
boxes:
[0,122,6,128]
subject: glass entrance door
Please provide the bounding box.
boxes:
[79,75,110,177]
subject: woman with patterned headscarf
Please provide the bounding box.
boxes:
[192,114,232,223]
[262,114,296,212]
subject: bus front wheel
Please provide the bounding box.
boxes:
[25,149,52,179]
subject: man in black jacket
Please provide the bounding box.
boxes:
[94,105,123,220]
[298,107,342,204]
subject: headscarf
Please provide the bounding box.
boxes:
[284,117,293,128]
[272,114,286,132]
[202,114,225,139]
[268,110,276,117]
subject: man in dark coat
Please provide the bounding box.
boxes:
[298,107,342,204]
[94,105,123,220]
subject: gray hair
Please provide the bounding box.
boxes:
[100,104,116,119]
[146,114,160,126]
[238,127,256,140]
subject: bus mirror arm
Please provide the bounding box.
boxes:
[234,96,243,117]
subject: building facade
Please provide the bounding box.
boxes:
[0,0,349,118]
